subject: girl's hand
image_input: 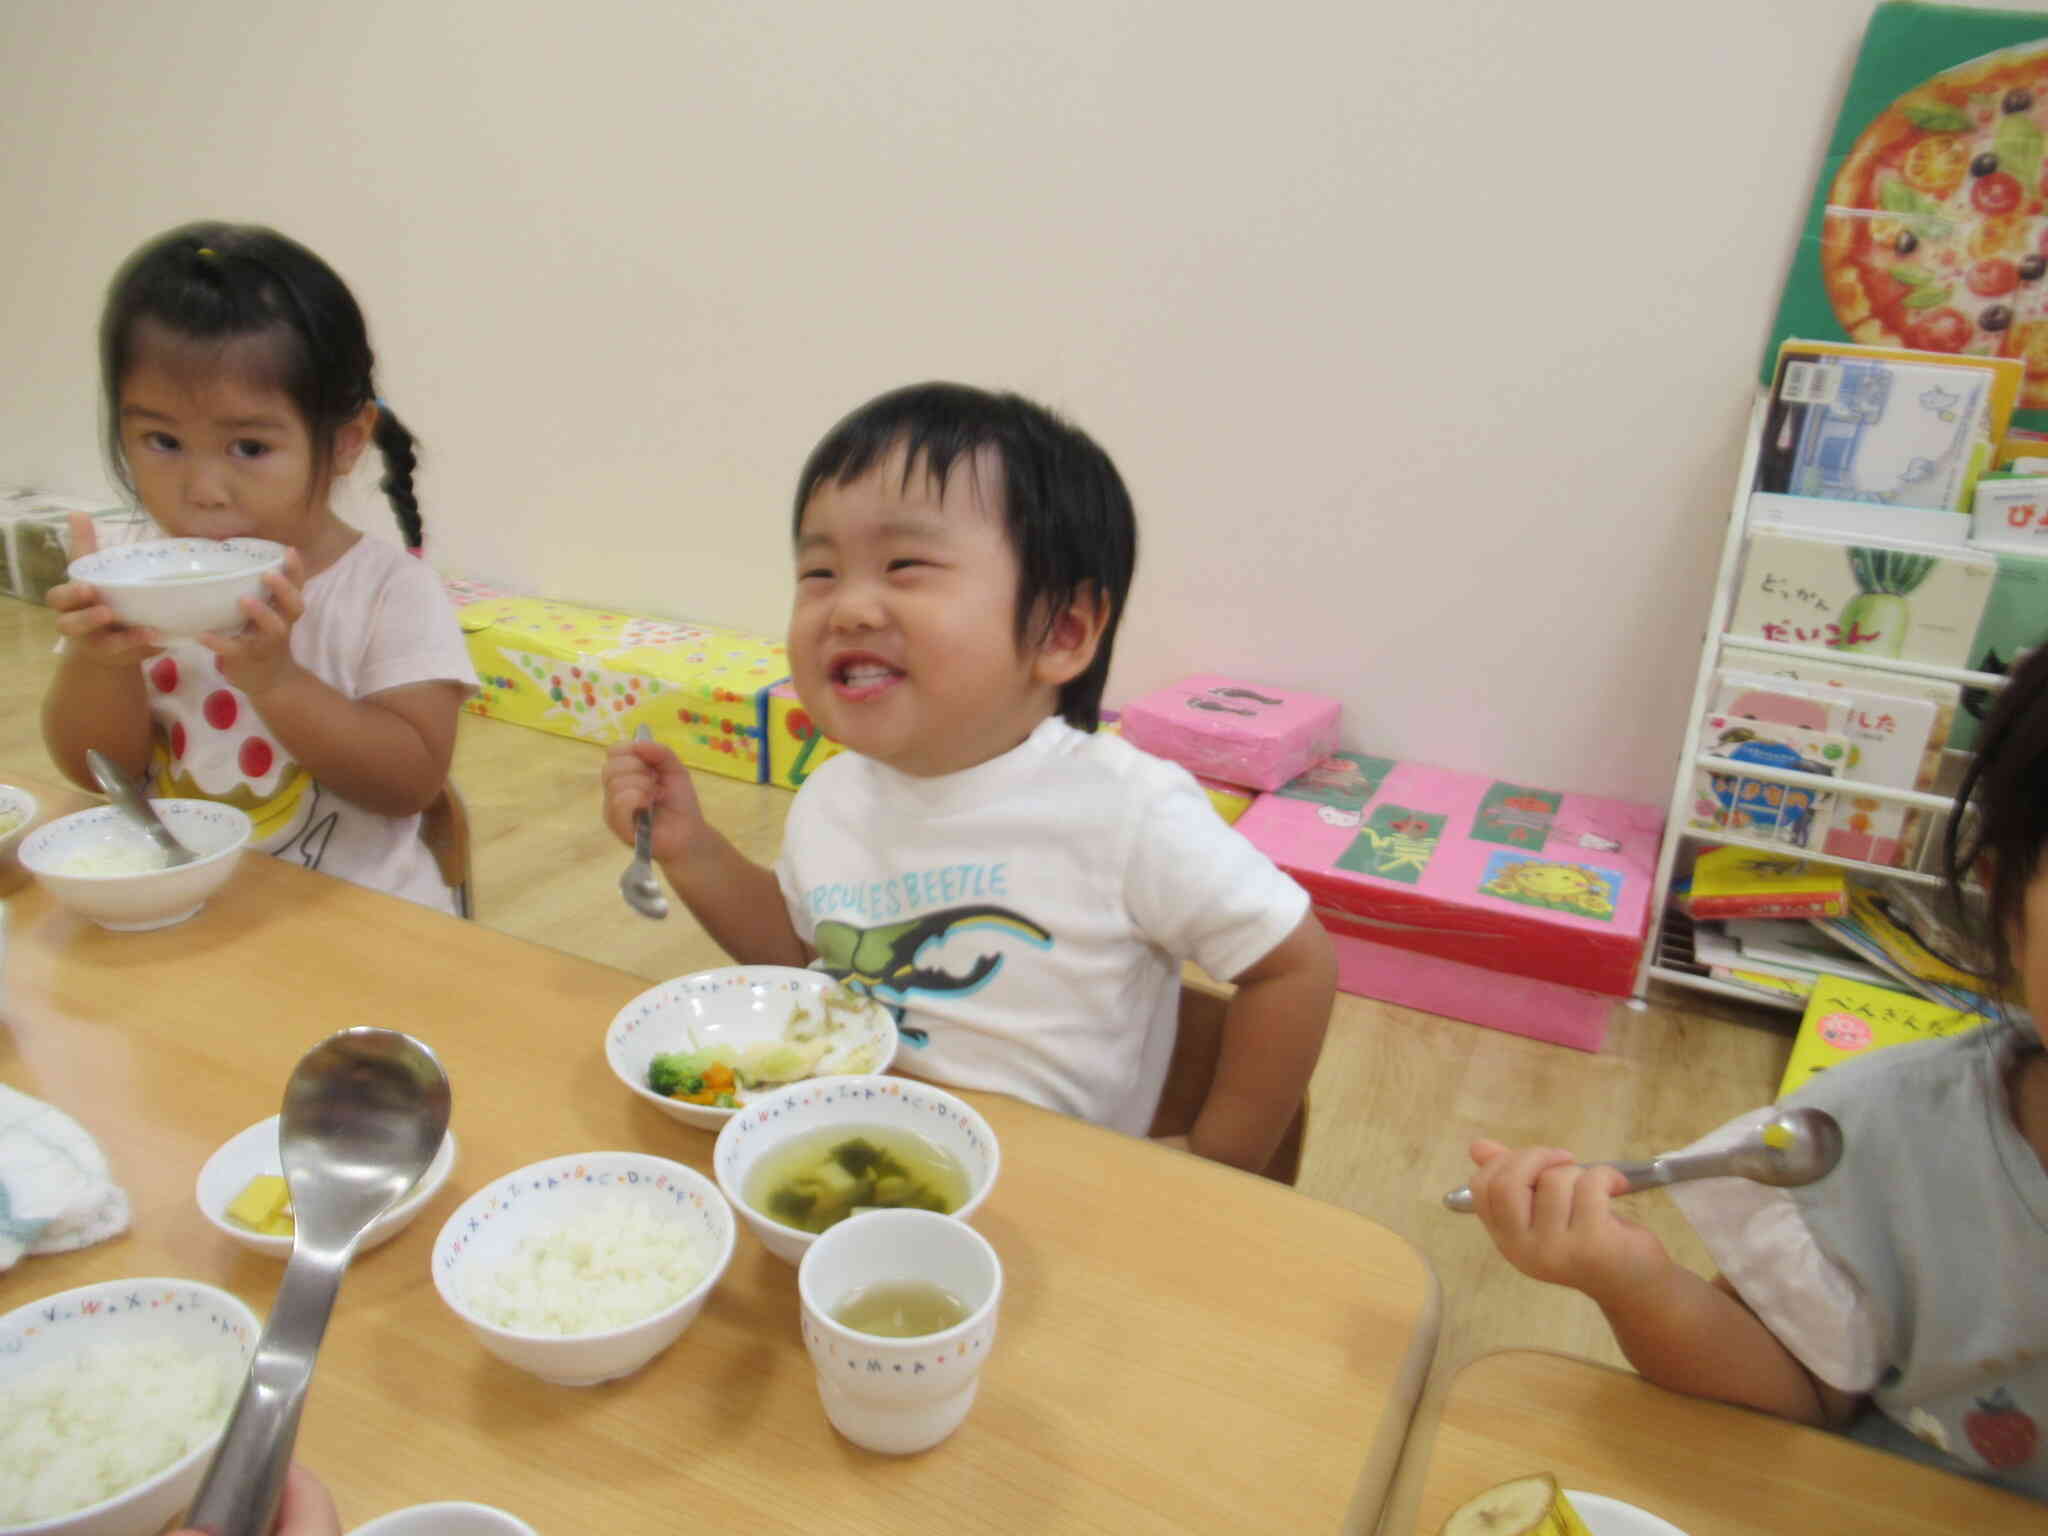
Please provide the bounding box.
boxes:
[202,553,307,697]
[1465,1139,1680,1306]
[46,512,163,667]
[602,737,707,864]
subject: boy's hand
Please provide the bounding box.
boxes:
[46,512,164,666]
[602,737,709,863]
[202,553,308,697]
[1465,1139,1679,1306]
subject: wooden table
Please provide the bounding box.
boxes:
[0,775,1438,1534]
[1394,1350,2045,1534]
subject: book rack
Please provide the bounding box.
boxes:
[1635,393,2007,1011]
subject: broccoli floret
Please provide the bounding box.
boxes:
[647,1052,694,1097]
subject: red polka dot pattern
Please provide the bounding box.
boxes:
[239,737,275,778]
[150,657,179,694]
[171,722,187,760]
[203,690,239,731]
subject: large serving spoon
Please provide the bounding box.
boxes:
[86,747,196,866]
[184,1029,451,1536]
[619,723,670,921]
[1441,1105,1843,1213]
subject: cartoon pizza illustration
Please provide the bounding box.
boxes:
[1823,38,2048,405]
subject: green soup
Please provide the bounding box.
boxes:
[746,1125,968,1235]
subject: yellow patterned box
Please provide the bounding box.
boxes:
[764,680,845,789]
[459,596,785,782]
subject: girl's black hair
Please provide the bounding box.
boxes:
[792,382,1137,730]
[1945,641,2048,996]
[100,221,423,550]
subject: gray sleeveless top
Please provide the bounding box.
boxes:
[1785,1026,2048,1501]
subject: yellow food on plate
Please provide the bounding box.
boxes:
[225,1174,294,1237]
[1439,1473,1594,1536]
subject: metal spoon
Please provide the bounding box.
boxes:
[1441,1106,1843,1213]
[86,747,196,867]
[619,724,669,921]
[184,1029,451,1536]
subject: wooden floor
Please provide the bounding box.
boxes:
[0,593,1797,1403]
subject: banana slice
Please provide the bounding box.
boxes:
[1439,1473,1594,1536]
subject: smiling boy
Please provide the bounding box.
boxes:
[603,383,1334,1172]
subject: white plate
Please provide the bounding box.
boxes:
[606,965,901,1131]
[349,1502,536,1535]
[1568,1490,1692,1536]
[195,1114,458,1259]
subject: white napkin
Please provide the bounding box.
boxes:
[0,1082,131,1269]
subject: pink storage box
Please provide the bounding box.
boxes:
[1236,754,1664,1050]
[1118,676,1339,791]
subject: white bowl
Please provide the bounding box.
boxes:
[349,1503,538,1536]
[0,1277,260,1536]
[607,965,902,1131]
[196,1115,459,1260]
[67,538,287,640]
[0,784,38,858]
[430,1151,736,1387]
[20,801,251,931]
[713,1077,1000,1266]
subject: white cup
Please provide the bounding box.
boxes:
[797,1208,1003,1454]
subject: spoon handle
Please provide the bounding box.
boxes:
[1441,1149,1734,1212]
[85,747,195,866]
[183,1246,349,1535]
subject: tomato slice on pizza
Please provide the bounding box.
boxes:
[1824,41,2048,406]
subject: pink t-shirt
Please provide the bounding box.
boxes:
[144,535,478,912]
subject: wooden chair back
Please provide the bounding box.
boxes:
[1149,980,1307,1185]
[420,782,474,919]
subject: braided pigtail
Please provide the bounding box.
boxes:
[373,403,424,551]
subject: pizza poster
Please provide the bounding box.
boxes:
[1766,1,2048,431]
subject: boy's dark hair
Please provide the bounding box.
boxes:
[100,221,423,549]
[792,382,1137,730]
[1946,642,2048,995]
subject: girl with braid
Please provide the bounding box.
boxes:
[43,223,477,913]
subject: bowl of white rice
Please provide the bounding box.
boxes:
[431,1151,735,1387]
[0,1276,259,1536]
[20,800,250,932]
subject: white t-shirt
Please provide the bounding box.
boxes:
[143,535,478,913]
[774,716,1310,1135]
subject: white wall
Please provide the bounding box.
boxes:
[0,0,1885,802]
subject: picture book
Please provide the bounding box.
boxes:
[1722,916,1892,989]
[1808,884,1994,1015]
[1686,846,1848,920]
[1713,966,1816,1005]
[1690,713,1851,849]
[1969,474,2048,550]
[1692,925,1823,996]
[1760,1,2048,434]
[1777,972,1987,1099]
[1729,528,1995,668]
[1755,347,1994,515]
[1748,490,1968,548]
[1720,640,1959,755]
[1948,544,2048,751]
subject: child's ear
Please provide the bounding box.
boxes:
[1031,584,1112,689]
[332,401,378,477]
